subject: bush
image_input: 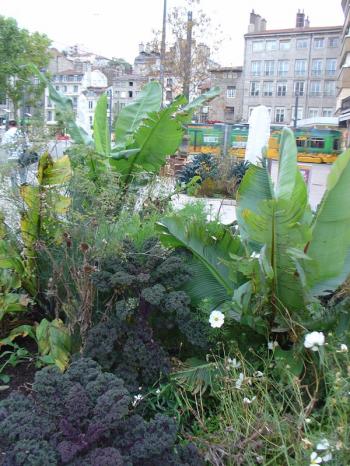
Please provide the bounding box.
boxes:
[0,358,203,466]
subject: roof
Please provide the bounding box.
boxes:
[53,69,84,76]
[245,25,342,37]
[209,66,243,72]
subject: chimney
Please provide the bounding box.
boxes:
[261,18,267,31]
[250,9,256,25]
[296,9,305,28]
[305,16,310,27]
[255,14,262,32]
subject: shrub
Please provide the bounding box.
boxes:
[0,358,203,466]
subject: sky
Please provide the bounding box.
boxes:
[0,0,344,66]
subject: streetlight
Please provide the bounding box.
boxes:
[293,91,299,130]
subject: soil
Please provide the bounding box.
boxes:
[0,337,37,401]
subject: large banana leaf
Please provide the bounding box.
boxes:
[93,94,111,157]
[237,129,311,312]
[111,96,186,183]
[29,65,91,145]
[114,81,162,147]
[304,149,350,295]
[157,215,244,307]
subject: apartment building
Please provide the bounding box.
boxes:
[337,0,350,144]
[200,67,243,123]
[242,10,342,124]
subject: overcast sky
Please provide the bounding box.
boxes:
[0,0,344,66]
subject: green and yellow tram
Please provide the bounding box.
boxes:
[187,123,343,164]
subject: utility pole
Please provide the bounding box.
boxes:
[108,87,113,138]
[293,91,299,130]
[160,0,167,107]
[183,11,193,101]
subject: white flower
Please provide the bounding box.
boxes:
[340,344,348,353]
[209,310,225,328]
[227,357,241,369]
[155,388,161,395]
[316,439,330,451]
[250,251,260,259]
[267,341,279,350]
[305,418,312,424]
[304,332,325,351]
[243,396,256,404]
[132,394,143,406]
[322,453,333,462]
[235,373,244,389]
[254,370,264,378]
[310,452,322,465]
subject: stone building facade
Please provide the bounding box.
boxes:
[242,10,342,124]
[337,0,350,145]
[205,67,243,123]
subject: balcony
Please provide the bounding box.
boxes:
[338,65,350,88]
[339,35,350,65]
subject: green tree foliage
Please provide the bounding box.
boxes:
[0,16,51,116]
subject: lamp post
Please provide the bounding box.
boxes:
[293,91,299,130]
[160,0,167,108]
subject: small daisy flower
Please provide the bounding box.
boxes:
[321,452,333,463]
[340,344,348,353]
[267,341,279,350]
[304,332,325,351]
[209,310,225,328]
[235,372,244,389]
[316,439,330,451]
[243,396,256,404]
[310,452,322,465]
[227,357,241,369]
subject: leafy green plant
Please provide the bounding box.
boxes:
[158,128,350,343]
[0,342,29,384]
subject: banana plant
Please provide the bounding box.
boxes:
[158,128,350,338]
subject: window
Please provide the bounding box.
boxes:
[311,59,323,76]
[166,77,173,86]
[55,86,59,91]
[322,108,333,117]
[67,75,74,82]
[291,107,303,121]
[309,81,322,96]
[328,37,339,48]
[310,137,325,148]
[279,40,290,50]
[314,37,324,49]
[264,60,274,76]
[225,106,235,117]
[47,98,52,107]
[88,101,93,109]
[295,59,307,76]
[296,137,307,148]
[276,81,287,96]
[251,61,261,76]
[73,75,78,82]
[263,81,273,96]
[294,81,305,96]
[129,81,133,86]
[333,139,340,150]
[250,81,260,96]
[266,40,277,51]
[308,108,319,118]
[275,107,285,123]
[278,60,289,76]
[77,75,83,82]
[166,90,172,101]
[73,85,79,92]
[128,91,133,98]
[63,85,67,92]
[89,116,93,126]
[227,86,236,98]
[326,59,337,76]
[73,97,78,107]
[324,80,336,96]
[47,110,52,121]
[120,91,127,98]
[296,38,308,49]
[252,41,264,52]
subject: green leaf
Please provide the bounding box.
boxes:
[112,96,186,184]
[114,81,162,147]
[274,348,303,377]
[35,319,71,371]
[93,93,110,156]
[157,215,244,307]
[304,149,350,295]
[276,128,299,201]
[28,64,92,145]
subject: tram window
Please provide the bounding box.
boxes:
[333,139,340,150]
[310,138,325,149]
[296,138,306,147]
